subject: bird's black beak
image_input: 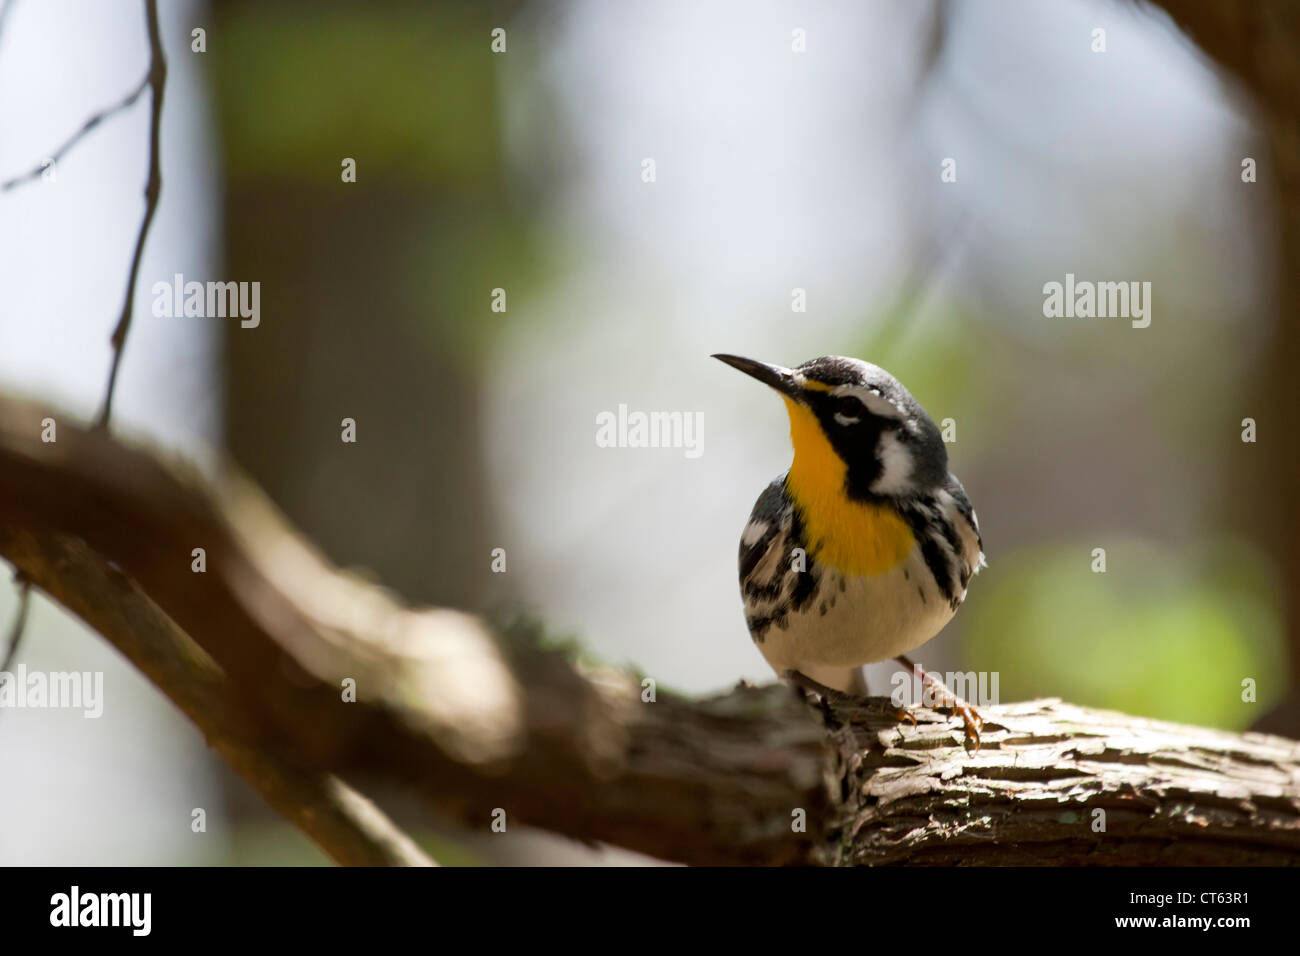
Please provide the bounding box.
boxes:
[712,354,805,402]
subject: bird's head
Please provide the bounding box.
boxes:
[713,353,948,501]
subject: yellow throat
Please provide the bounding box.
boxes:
[782,397,914,577]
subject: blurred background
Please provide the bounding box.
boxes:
[0,0,1292,864]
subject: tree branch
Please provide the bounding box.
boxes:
[0,395,1297,865]
[0,396,832,865]
[0,525,436,866]
[825,693,1300,865]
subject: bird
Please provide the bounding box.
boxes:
[714,353,986,745]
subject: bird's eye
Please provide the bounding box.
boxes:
[832,397,862,426]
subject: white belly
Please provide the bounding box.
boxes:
[756,543,956,678]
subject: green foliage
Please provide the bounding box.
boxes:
[213,4,500,187]
[492,608,591,666]
[962,536,1284,729]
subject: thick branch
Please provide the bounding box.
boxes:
[0,397,830,865]
[0,396,1297,865]
[824,694,1300,865]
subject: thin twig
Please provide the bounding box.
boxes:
[0,74,150,193]
[95,0,166,430]
[1,572,31,672]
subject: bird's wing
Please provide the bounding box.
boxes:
[738,476,791,586]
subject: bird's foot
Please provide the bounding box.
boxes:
[949,699,984,751]
[784,670,923,734]
[896,654,984,751]
[782,670,845,725]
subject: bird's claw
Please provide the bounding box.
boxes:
[891,706,917,729]
[892,702,979,749]
[951,700,983,751]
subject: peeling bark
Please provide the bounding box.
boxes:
[824,696,1300,865]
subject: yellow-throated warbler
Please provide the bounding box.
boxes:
[715,354,987,744]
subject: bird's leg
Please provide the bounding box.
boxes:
[894,654,983,750]
[782,669,841,723]
[782,669,916,728]
[783,669,843,698]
